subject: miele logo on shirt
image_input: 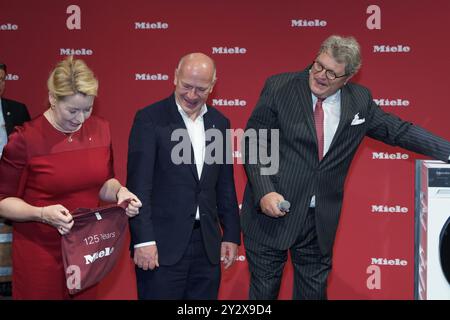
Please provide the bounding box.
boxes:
[374,99,410,107]
[373,45,411,53]
[291,19,327,27]
[212,99,247,107]
[135,22,169,29]
[84,246,114,264]
[212,47,247,54]
[60,48,93,56]
[372,152,409,160]
[5,74,19,81]
[135,73,169,81]
[371,205,409,214]
[371,258,408,266]
[0,23,18,30]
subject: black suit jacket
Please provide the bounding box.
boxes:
[1,98,30,135]
[241,68,450,256]
[127,94,240,265]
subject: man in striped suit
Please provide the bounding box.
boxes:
[241,35,450,299]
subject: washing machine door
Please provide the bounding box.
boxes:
[440,216,450,285]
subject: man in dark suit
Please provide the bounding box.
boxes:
[0,62,30,155]
[127,53,241,299]
[241,35,450,300]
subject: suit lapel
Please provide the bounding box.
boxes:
[199,109,214,184]
[294,76,317,142]
[167,95,199,182]
[326,86,358,157]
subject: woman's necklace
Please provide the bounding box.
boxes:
[44,109,81,142]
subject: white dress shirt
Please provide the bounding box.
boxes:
[0,99,8,156]
[134,103,208,248]
[310,90,341,207]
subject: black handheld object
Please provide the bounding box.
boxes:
[440,216,450,284]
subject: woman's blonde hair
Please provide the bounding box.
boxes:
[47,56,98,100]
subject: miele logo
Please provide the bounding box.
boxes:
[135,22,169,29]
[371,205,408,214]
[84,247,114,264]
[374,99,410,107]
[372,152,409,160]
[135,73,169,81]
[0,23,18,30]
[212,47,246,54]
[212,99,247,107]
[371,258,408,266]
[373,45,411,53]
[5,74,19,81]
[291,19,327,27]
[60,48,93,56]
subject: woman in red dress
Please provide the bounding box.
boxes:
[0,56,142,299]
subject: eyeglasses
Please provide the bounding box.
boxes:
[179,81,212,96]
[311,60,349,81]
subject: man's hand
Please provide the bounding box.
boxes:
[221,242,238,269]
[260,192,287,218]
[134,245,159,270]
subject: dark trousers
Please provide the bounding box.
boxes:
[135,226,221,300]
[244,208,332,300]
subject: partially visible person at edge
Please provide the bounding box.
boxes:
[241,35,450,300]
[0,56,142,299]
[0,62,31,156]
[0,62,31,298]
[127,53,240,299]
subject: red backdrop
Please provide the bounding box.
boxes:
[2,0,450,299]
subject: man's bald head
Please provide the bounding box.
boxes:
[176,53,216,83]
[173,53,217,120]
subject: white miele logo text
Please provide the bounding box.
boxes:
[84,247,114,264]
[371,205,408,213]
[5,74,19,81]
[135,73,169,81]
[371,258,408,266]
[135,22,168,29]
[60,48,93,56]
[0,23,18,30]
[374,99,410,107]
[212,47,246,54]
[372,152,409,160]
[373,45,411,53]
[291,19,327,27]
[212,99,247,107]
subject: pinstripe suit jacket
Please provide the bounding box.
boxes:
[241,68,450,256]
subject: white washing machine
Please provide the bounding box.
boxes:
[415,160,450,300]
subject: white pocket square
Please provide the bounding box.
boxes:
[351,113,365,126]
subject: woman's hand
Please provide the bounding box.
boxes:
[40,204,74,235]
[116,186,142,217]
